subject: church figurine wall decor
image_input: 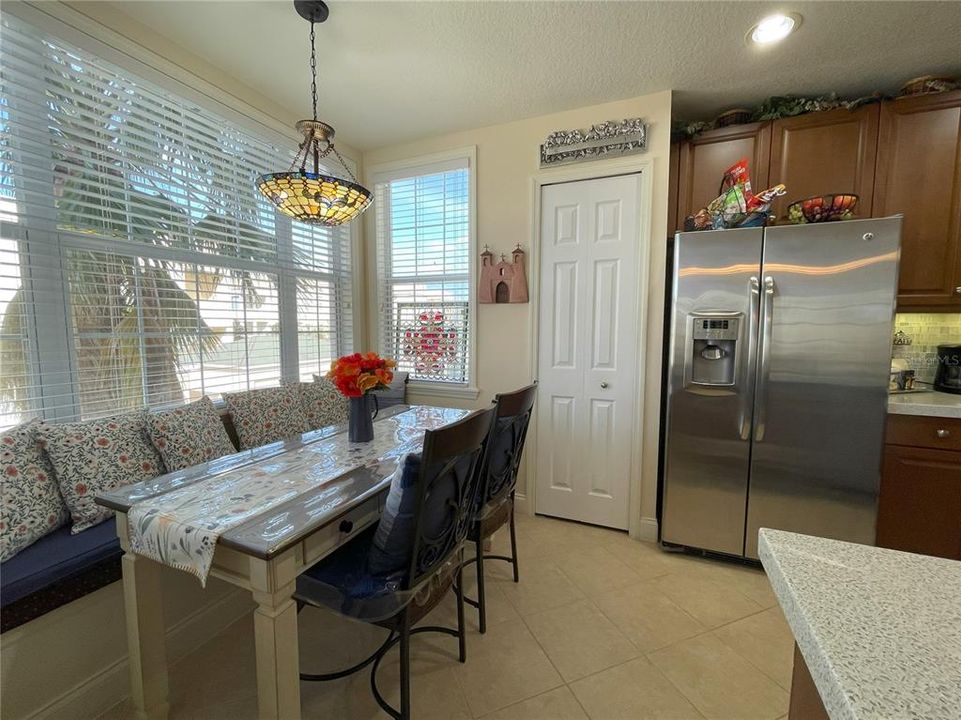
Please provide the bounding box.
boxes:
[479,245,529,303]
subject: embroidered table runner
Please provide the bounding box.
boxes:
[127,406,468,584]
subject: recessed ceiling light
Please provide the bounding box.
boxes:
[749,13,801,45]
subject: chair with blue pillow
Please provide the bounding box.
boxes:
[295,406,496,720]
[462,383,536,634]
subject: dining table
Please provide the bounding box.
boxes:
[96,403,471,720]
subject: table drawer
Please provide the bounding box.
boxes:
[886,414,961,452]
[302,496,382,567]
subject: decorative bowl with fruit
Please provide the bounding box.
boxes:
[787,194,859,223]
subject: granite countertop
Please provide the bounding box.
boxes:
[887,391,961,419]
[758,529,961,720]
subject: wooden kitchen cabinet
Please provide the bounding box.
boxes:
[675,122,771,232]
[767,104,880,221]
[670,93,961,312]
[788,644,829,720]
[672,107,879,228]
[876,415,961,561]
[874,90,961,309]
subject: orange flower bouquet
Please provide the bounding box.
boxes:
[327,352,396,398]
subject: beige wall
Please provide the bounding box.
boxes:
[362,90,672,535]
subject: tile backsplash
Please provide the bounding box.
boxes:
[891,313,961,383]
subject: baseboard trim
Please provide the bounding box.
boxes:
[26,585,253,720]
[513,492,530,516]
[636,516,659,542]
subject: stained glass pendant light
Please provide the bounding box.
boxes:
[257,1,371,226]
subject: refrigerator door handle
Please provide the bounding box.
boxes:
[754,276,776,442]
[739,276,760,440]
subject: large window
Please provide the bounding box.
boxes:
[372,152,475,389]
[0,15,354,429]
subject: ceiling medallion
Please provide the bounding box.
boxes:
[539,118,648,168]
[257,1,372,226]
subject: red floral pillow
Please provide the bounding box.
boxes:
[296,377,348,430]
[40,413,165,533]
[224,386,309,450]
[146,397,236,472]
[0,419,70,561]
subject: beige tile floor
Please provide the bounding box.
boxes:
[98,513,794,720]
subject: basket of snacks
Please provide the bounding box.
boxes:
[712,211,770,230]
[683,159,785,231]
[786,194,858,223]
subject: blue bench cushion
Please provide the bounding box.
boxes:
[0,519,120,608]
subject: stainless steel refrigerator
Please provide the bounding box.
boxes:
[661,217,901,559]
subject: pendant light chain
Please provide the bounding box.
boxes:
[309,20,318,121]
[332,145,358,183]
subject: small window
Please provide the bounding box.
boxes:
[373,152,475,387]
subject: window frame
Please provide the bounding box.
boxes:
[0,14,361,426]
[368,147,478,399]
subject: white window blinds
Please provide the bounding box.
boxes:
[0,14,353,429]
[374,158,472,385]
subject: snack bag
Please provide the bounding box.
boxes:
[718,159,751,195]
[707,183,750,217]
[747,184,787,211]
[686,160,787,231]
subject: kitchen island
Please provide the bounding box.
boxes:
[758,529,961,720]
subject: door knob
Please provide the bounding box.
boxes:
[936,428,951,439]
[339,519,354,533]
[600,382,609,389]
[954,287,961,295]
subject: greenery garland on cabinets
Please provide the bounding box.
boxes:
[673,92,884,140]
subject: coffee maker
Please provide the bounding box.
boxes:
[934,344,961,394]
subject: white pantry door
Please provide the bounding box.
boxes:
[535,173,642,530]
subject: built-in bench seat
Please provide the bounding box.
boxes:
[0,374,408,632]
[0,521,121,632]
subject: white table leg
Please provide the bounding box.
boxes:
[250,552,302,720]
[121,549,170,720]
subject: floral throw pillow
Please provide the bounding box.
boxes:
[296,377,348,430]
[146,397,236,472]
[40,413,165,534]
[0,419,71,561]
[224,386,309,450]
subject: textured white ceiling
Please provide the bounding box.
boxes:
[90,1,961,150]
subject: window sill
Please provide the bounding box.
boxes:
[406,382,480,401]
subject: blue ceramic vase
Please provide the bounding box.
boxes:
[348,394,378,442]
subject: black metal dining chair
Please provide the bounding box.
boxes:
[294,406,496,720]
[462,383,537,633]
